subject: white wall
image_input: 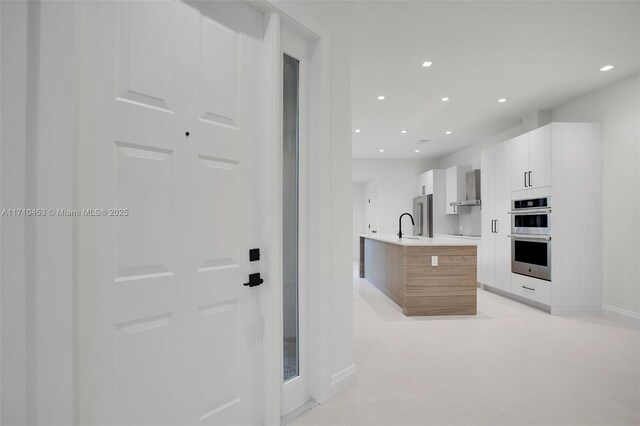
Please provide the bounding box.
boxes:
[352,183,365,259]
[327,11,356,391]
[353,158,439,238]
[438,110,552,170]
[551,73,640,317]
[2,3,76,423]
[1,2,29,424]
[292,0,357,402]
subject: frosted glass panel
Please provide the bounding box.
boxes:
[283,54,299,382]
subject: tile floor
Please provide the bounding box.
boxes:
[292,263,640,426]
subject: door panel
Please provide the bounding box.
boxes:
[199,17,239,127]
[115,142,175,282]
[76,2,264,424]
[117,1,175,112]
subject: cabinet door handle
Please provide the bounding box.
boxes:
[524,172,527,188]
[490,220,494,233]
[494,220,498,234]
[522,286,535,291]
[528,171,532,188]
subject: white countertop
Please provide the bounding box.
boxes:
[360,234,478,247]
[434,233,482,241]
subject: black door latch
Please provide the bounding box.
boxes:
[243,273,263,287]
[249,248,260,262]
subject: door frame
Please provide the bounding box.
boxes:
[255,2,333,423]
[0,2,76,424]
[280,19,314,415]
[0,1,333,425]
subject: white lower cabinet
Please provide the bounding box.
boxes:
[510,273,552,306]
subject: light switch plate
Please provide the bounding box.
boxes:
[431,256,438,266]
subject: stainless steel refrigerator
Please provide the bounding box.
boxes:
[413,194,433,238]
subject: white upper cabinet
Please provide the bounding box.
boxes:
[417,173,426,195]
[445,165,472,214]
[509,133,530,191]
[528,125,552,189]
[418,170,434,195]
[509,125,552,192]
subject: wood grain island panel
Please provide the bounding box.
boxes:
[361,236,477,316]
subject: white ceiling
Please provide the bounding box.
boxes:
[338,1,640,160]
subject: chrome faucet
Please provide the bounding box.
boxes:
[398,213,415,239]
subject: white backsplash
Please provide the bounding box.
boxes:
[456,207,482,236]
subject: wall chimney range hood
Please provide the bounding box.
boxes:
[450,169,481,207]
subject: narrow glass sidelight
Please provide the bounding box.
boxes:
[283,54,300,382]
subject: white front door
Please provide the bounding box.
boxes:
[75,1,264,424]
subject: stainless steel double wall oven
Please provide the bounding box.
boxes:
[508,196,552,281]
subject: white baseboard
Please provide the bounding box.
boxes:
[602,304,640,327]
[329,364,357,396]
[281,399,317,425]
[551,306,603,316]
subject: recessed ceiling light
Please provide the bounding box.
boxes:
[445,131,452,135]
[377,95,386,100]
[422,61,433,68]
[441,97,450,102]
[355,129,361,133]
[401,130,408,134]
[379,149,385,153]
[498,98,508,103]
[415,149,421,153]
[600,65,614,72]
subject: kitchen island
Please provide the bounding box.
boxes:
[360,234,477,316]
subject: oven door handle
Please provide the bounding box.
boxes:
[508,234,552,241]
[508,208,552,215]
